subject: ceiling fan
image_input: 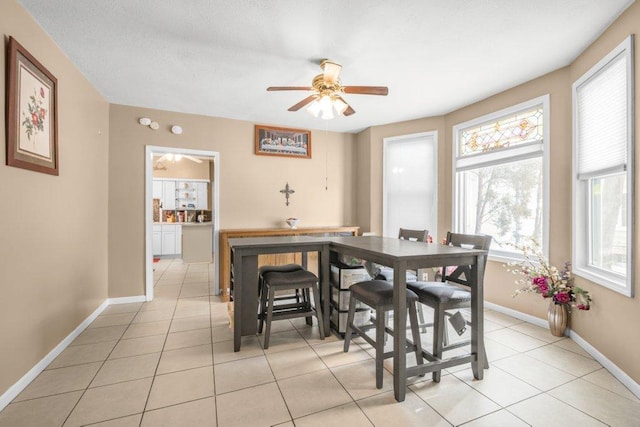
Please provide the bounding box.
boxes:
[156,153,203,164]
[267,59,388,119]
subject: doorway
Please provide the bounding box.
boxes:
[144,145,220,301]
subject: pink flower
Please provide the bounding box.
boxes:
[554,292,571,304]
[577,304,590,311]
[537,283,550,296]
[532,276,548,287]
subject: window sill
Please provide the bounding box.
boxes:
[573,266,632,297]
[487,252,528,265]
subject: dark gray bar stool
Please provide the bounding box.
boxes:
[407,231,492,382]
[260,269,325,349]
[258,264,306,332]
[343,280,423,389]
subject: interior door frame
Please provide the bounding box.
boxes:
[144,145,221,301]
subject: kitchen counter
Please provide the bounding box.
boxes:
[182,223,213,263]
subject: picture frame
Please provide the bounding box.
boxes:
[6,36,58,175]
[255,124,311,159]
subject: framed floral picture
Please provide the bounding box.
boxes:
[6,36,58,175]
[255,125,311,159]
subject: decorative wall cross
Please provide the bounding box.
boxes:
[280,182,295,206]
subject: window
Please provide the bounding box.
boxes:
[453,96,549,260]
[383,132,437,239]
[572,35,634,297]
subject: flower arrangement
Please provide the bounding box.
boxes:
[507,243,592,312]
[21,87,48,142]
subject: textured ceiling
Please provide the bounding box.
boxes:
[18,0,634,133]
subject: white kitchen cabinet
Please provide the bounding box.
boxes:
[161,228,176,254]
[195,182,208,209]
[162,181,176,210]
[152,180,163,200]
[159,224,182,256]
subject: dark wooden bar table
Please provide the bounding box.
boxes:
[329,236,488,402]
[228,236,332,352]
[229,235,487,402]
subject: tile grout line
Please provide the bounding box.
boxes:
[207,262,221,427]
[501,378,611,426]
[138,257,188,425]
[60,297,147,426]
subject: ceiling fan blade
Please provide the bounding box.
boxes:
[183,155,203,164]
[288,95,317,111]
[322,60,342,85]
[343,105,356,116]
[343,86,389,96]
[267,86,313,91]
[157,154,169,163]
[335,96,355,116]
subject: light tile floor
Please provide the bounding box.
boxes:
[2,258,640,426]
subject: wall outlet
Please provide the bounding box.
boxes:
[422,272,429,281]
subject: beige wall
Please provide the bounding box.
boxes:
[109,105,357,297]
[0,1,109,396]
[357,1,640,385]
[565,1,640,384]
[355,128,371,233]
[152,157,211,180]
[357,117,446,236]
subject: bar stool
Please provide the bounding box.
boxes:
[260,269,325,349]
[258,264,306,332]
[407,232,492,382]
[343,280,423,389]
[373,228,429,333]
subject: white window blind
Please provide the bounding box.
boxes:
[575,52,628,179]
[383,132,437,239]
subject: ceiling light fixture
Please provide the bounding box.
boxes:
[306,94,347,120]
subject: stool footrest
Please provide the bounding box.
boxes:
[350,322,421,355]
[266,301,309,311]
[271,308,318,321]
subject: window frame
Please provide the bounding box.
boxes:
[452,95,550,263]
[572,35,634,297]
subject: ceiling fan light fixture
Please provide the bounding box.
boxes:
[321,108,335,120]
[318,95,332,112]
[306,100,322,117]
[332,97,348,115]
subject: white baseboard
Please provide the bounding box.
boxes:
[108,295,146,305]
[486,301,640,399]
[484,301,549,329]
[0,299,109,411]
[569,330,640,399]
